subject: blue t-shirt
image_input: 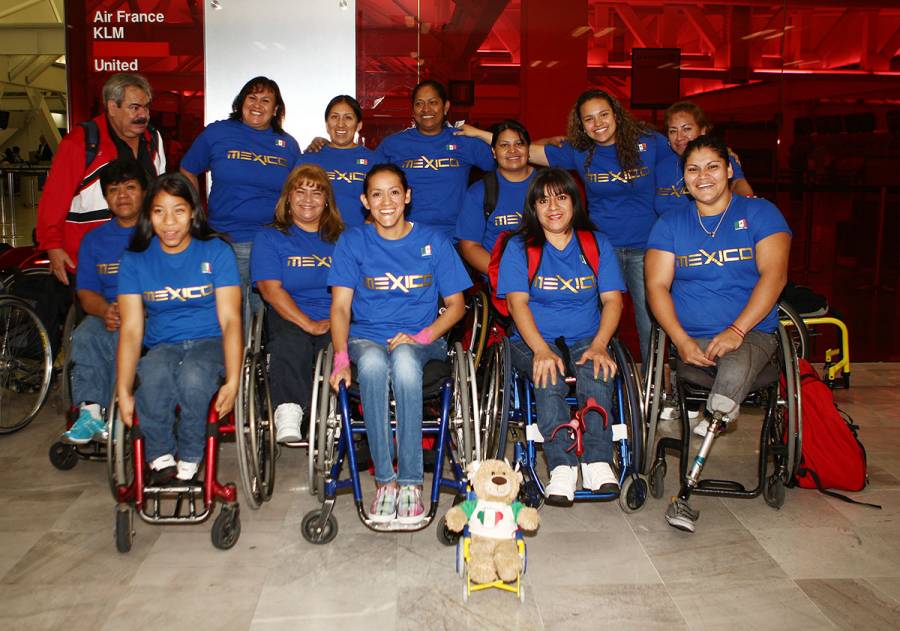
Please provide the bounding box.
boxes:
[654,150,746,216]
[544,133,669,249]
[118,237,240,347]
[497,232,626,345]
[646,195,791,338]
[250,225,334,322]
[328,223,472,343]
[455,170,537,254]
[76,220,135,303]
[372,126,496,237]
[295,145,374,229]
[181,119,302,242]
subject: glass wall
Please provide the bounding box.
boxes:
[356,0,900,362]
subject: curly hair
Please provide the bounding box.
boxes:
[272,164,343,243]
[566,89,654,174]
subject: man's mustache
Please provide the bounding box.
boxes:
[133,118,149,125]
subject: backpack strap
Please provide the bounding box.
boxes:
[800,468,882,509]
[482,170,500,221]
[79,120,100,169]
[525,242,542,285]
[574,230,600,278]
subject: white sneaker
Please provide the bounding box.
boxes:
[176,460,199,481]
[581,461,619,493]
[693,414,736,437]
[692,419,710,437]
[545,465,577,506]
[274,403,303,443]
[150,454,176,470]
[660,404,700,421]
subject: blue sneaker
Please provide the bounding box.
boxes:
[62,409,105,445]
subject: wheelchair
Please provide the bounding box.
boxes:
[302,342,479,543]
[0,292,53,434]
[457,526,527,603]
[642,304,803,514]
[233,305,276,509]
[107,393,241,553]
[482,336,647,512]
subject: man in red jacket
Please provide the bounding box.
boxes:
[36,73,166,284]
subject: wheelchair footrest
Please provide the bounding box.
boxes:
[696,479,747,493]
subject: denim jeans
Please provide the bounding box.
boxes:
[266,307,330,410]
[231,241,262,320]
[348,337,447,486]
[691,331,779,419]
[70,315,118,408]
[615,247,651,365]
[135,338,224,463]
[509,337,615,471]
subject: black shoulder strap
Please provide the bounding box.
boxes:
[482,170,500,220]
[80,120,100,169]
[801,468,882,509]
[146,124,160,156]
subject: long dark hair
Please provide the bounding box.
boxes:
[567,89,654,174]
[228,76,286,134]
[516,168,596,248]
[129,173,222,252]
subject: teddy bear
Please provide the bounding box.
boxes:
[444,459,540,584]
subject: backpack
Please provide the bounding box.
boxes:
[787,359,880,508]
[487,229,600,318]
[78,120,160,169]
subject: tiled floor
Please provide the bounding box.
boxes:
[0,364,898,630]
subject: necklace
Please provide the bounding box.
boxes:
[696,195,733,238]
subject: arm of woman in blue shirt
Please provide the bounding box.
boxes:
[574,290,624,381]
[386,291,466,351]
[329,286,353,390]
[506,291,566,388]
[115,293,145,426]
[257,280,330,336]
[214,285,242,417]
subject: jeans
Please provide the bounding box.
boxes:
[135,338,224,463]
[692,331,779,419]
[231,241,262,320]
[70,315,118,408]
[349,337,447,486]
[509,337,615,471]
[266,308,330,410]
[615,247,651,365]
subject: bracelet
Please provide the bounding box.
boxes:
[728,324,746,339]
[332,350,350,373]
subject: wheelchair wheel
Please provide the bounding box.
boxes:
[777,321,803,479]
[468,290,490,369]
[451,342,477,469]
[480,337,511,460]
[57,304,79,415]
[610,338,645,480]
[115,504,133,553]
[764,475,786,509]
[649,460,666,499]
[301,508,338,544]
[778,301,809,361]
[618,475,648,513]
[641,324,667,475]
[106,395,133,501]
[0,296,53,433]
[211,505,241,550]
[311,346,339,501]
[235,310,276,509]
[48,441,78,470]
[436,515,460,546]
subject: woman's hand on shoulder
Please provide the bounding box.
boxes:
[704,329,743,361]
[576,344,617,381]
[532,347,566,388]
[215,380,238,417]
[118,392,135,427]
[676,338,716,367]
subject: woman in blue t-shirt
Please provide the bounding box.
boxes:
[456,119,537,275]
[655,101,754,217]
[250,164,343,444]
[645,135,791,533]
[117,174,242,485]
[295,96,373,229]
[180,76,302,308]
[497,168,627,506]
[328,164,472,524]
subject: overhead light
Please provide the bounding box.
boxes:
[530,60,542,68]
[55,55,66,65]
[764,32,785,40]
[546,60,559,68]
[593,27,615,38]
[210,0,222,9]
[741,29,775,40]
[339,0,348,9]
[570,25,591,38]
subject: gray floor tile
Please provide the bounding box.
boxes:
[797,578,900,630]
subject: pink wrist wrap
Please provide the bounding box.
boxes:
[411,328,435,344]
[333,350,350,373]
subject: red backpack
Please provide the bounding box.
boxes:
[487,230,600,317]
[787,359,880,508]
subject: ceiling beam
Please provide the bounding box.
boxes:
[0,24,64,55]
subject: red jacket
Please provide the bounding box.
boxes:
[35,113,165,269]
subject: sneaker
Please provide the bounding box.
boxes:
[61,407,104,445]
[665,497,700,533]
[693,413,735,437]
[660,405,700,421]
[176,460,199,482]
[545,465,577,506]
[396,485,425,524]
[369,485,398,523]
[148,454,177,486]
[274,403,303,444]
[581,461,619,495]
